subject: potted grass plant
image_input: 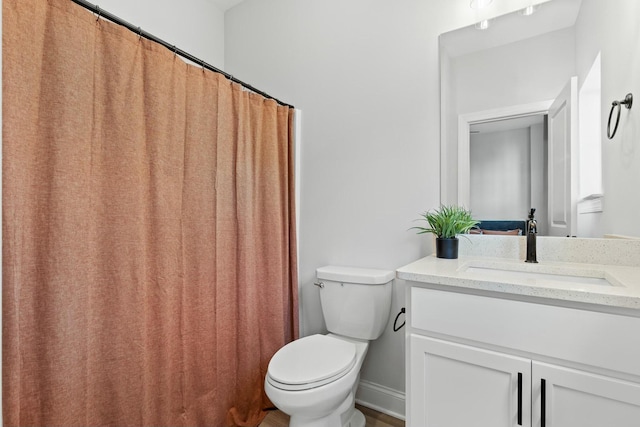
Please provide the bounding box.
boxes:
[411,205,479,259]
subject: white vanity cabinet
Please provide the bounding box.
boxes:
[410,335,531,426]
[406,286,640,427]
[532,361,640,427]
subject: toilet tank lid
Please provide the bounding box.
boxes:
[316,265,395,285]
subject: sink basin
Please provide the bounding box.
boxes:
[460,262,618,287]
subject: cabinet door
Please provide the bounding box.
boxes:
[409,335,531,427]
[533,361,640,427]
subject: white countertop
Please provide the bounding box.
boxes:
[397,255,640,310]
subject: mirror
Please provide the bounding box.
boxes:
[440,0,640,238]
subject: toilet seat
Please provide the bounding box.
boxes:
[267,334,357,391]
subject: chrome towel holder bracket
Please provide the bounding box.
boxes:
[607,93,633,140]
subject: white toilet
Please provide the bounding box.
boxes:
[265,265,394,427]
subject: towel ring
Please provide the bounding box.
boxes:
[607,93,633,140]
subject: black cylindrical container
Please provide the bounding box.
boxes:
[436,237,459,259]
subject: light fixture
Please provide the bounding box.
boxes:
[470,0,493,10]
[520,4,539,16]
[475,19,490,30]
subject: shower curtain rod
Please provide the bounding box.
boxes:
[69,0,294,109]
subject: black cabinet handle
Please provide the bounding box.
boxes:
[541,378,547,427]
[517,372,523,425]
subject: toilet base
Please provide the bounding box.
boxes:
[288,391,365,427]
[347,408,366,427]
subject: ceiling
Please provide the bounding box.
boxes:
[208,0,245,12]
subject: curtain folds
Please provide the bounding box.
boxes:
[2,0,298,425]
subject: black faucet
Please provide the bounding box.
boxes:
[525,208,538,263]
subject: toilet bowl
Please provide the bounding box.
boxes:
[264,266,394,427]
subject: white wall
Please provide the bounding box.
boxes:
[471,128,534,220]
[224,0,549,416]
[92,0,226,68]
[469,124,547,233]
[575,0,640,238]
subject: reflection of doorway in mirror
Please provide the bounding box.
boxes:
[470,115,548,235]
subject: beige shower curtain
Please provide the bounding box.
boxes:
[3,0,298,425]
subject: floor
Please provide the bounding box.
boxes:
[259,404,405,427]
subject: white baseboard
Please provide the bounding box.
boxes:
[355,379,406,421]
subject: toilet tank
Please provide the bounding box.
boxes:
[316,266,394,340]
